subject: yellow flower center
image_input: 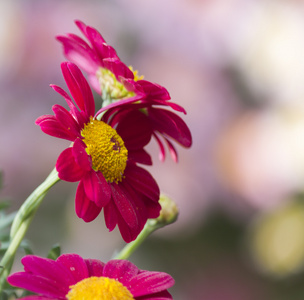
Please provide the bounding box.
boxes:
[81,118,128,183]
[67,276,134,300]
[128,66,144,81]
[96,66,143,101]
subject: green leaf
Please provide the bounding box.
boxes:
[47,244,61,260]
[20,240,34,255]
[0,202,10,212]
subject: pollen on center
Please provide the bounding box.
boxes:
[67,276,134,300]
[81,118,128,183]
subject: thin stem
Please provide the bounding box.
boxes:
[114,219,163,260]
[0,168,60,291]
[114,194,179,260]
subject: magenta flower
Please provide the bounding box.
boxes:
[36,62,161,242]
[57,20,192,161]
[7,254,175,299]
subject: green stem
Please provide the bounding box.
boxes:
[114,194,179,260]
[0,168,60,291]
[114,219,164,260]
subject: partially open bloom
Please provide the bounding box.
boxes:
[57,20,192,161]
[36,62,161,242]
[7,254,174,299]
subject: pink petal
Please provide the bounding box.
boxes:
[84,259,105,277]
[85,26,118,60]
[110,183,138,230]
[116,110,152,149]
[124,164,160,202]
[165,138,178,163]
[36,115,76,141]
[148,108,192,148]
[56,148,86,182]
[61,62,95,119]
[117,214,140,243]
[14,296,54,300]
[21,255,74,288]
[128,149,152,165]
[7,272,66,299]
[103,260,139,285]
[153,133,166,162]
[136,290,173,299]
[72,138,92,172]
[121,181,148,230]
[52,104,81,138]
[50,85,87,127]
[56,254,89,283]
[75,181,102,222]
[104,199,118,232]
[103,58,134,80]
[56,35,99,75]
[137,80,171,101]
[127,272,175,297]
[82,170,111,207]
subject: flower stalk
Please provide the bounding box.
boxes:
[0,168,60,291]
[115,194,179,260]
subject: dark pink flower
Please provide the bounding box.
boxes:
[7,254,174,299]
[36,62,160,242]
[57,21,192,162]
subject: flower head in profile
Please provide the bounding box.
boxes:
[57,20,192,162]
[36,62,161,242]
[7,254,174,299]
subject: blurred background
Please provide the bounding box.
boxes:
[2,0,304,299]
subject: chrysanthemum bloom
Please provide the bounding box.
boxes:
[36,62,161,242]
[7,254,175,299]
[57,20,192,161]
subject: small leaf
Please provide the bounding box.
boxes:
[20,240,34,255]
[47,244,61,260]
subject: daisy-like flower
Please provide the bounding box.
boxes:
[7,253,175,299]
[57,20,192,162]
[36,62,161,242]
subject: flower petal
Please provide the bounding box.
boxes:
[147,108,192,148]
[52,104,81,138]
[85,259,105,277]
[75,180,102,222]
[127,271,175,297]
[135,290,173,299]
[116,110,152,150]
[110,183,138,230]
[103,58,134,80]
[7,272,66,299]
[14,296,55,300]
[82,170,111,207]
[35,115,76,141]
[61,62,95,119]
[104,199,118,232]
[56,35,99,75]
[153,133,166,162]
[56,148,86,182]
[56,254,89,283]
[21,255,74,289]
[124,164,160,202]
[103,260,139,286]
[137,80,170,101]
[50,84,87,127]
[72,138,92,172]
[128,149,152,165]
